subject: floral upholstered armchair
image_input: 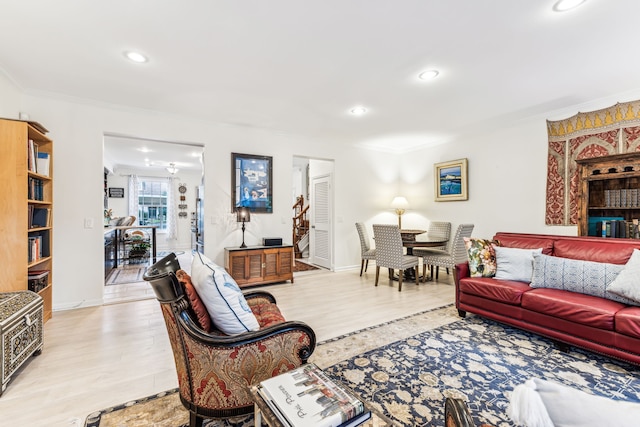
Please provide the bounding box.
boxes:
[143,253,316,427]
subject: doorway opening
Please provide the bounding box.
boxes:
[292,156,334,271]
[103,133,203,304]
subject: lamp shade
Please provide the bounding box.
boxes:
[236,207,251,222]
[390,196,409,210]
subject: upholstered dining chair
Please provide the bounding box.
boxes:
[414,223,474,282]
[143,253,316,427]
[372,224,420,292]
[356,222,376,276]
[418,221,452,276]
[425,221,451,251]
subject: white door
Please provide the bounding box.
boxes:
[310,174,332,269]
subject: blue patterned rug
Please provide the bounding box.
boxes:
[86,309,640,426]
[324,315,640,426]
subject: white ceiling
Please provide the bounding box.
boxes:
[2,1,640,166]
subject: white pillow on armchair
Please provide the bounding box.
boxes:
[508,378,640,427]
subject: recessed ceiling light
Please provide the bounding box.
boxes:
[350,106,367,115]
[418,70,440,80]
[124,51,148,63]
[553,0,586,12]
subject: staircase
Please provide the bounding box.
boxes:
[292,195,309,258]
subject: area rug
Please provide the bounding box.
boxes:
[293,260,320,272]
[105,265,147,285]
[84,307,640,426]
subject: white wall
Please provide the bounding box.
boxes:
[0,71,21,118]
[19,94,388,310]
[13,79,640,312]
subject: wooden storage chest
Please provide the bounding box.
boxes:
[1,291,44,396]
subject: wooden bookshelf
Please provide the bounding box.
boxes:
[0,118,53,322]
[576,152,640,238]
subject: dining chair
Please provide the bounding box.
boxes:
[356,222,376,276]
[414,223,474,281]
[425,221,451,251]
[372,224,420,292]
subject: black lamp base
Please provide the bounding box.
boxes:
[240,221,247,248]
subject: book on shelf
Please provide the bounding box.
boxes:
[29,207,50,228]
[257,363,368,427]
[28,176,44,200]
[36,151,50,176]
[593,218,639,239]
[27,139,38,172]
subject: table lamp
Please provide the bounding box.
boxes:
[236,207,251,248]
[390,196,409,229]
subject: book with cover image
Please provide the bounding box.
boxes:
[258,363,370,427]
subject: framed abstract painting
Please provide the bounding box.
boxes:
[231,152,273,213]
[434,158,468,201]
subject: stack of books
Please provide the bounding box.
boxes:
[257,363,371,427]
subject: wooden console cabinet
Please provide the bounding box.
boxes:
[224,245,294,287]
[576,152,640,237]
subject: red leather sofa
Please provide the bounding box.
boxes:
[454,232,640,365]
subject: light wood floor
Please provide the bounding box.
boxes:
[0,264,455,426]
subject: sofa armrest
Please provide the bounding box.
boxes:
[454,263,470,315]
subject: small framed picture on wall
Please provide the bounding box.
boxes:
[434,158,468,201]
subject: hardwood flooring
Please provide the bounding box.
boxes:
[0,265,455,427]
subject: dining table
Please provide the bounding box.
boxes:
[400,229,449,281]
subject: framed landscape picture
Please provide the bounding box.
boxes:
[434,158,468,201]
[231,152,273,213]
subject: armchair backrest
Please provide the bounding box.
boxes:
[373,224,405,269]
[143,252,183,303]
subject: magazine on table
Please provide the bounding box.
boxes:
[257,363,369,427]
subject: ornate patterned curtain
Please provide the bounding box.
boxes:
[545,100,640,225]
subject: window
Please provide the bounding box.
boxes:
[137,179,168,230]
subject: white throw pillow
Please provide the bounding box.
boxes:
[190,251,259,335]
[509,378,640,427]
[608,248,640,304]
[493,246,542,283]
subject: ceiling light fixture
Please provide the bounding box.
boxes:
[350,106,367,115]
[553,0,586,12]
[166,163,179,174]
[124,51,148,63]
[418,70,440,80]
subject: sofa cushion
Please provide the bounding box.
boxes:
[190,251,260,335]
[493,233,554,255]
[522,288,624,330]
[530,253,635,305]
[608,249,640,305]
[553,239,637,264]
[616,306,640,339]
[176,269,212,332]
[494,246,542,283]
[459,277,531,305]
[464,237,499,277]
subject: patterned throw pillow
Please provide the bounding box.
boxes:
[176,269,212,332]
[530,253,637,306]
[464,237,499,277]
[190,251,260,335]
[598,249,640,305]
